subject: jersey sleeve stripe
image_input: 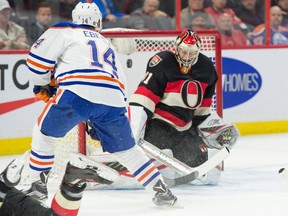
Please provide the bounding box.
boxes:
[27,66,50,75]
[129,94,156,114]
[134,86,160,104]
[28,52,56,64]
[27,58,55,71]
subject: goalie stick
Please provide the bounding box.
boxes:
[278,168,288,182]
[138,139,230,186]
[162,170,199,187]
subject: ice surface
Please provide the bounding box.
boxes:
[1,133,288,216]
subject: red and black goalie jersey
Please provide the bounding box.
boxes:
[129,51,218,131]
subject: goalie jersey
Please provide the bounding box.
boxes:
[129,51,218,131]
[27,22,127,108]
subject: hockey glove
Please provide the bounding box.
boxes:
[33,77,57,102]
[197,113,239,150]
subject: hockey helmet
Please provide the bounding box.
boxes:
[175,29,201,73]
[72,2,102,31]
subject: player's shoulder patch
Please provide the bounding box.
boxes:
[149,54,162,67]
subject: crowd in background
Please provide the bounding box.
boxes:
[1,0,288,49]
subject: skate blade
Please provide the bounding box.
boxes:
[154,199,183,209]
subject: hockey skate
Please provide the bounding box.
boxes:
[0,151,29,202]
[24,171,49,201]
[0,150,29,188]
[152,179,177,206]
[0,160,24,188]
[62,160,114,188]
[67,152,120,185]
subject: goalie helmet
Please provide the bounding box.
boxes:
[72,2,102,31]
[197,113,239,150]
[175,29,201,74]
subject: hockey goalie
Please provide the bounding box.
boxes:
[86,29,239,189]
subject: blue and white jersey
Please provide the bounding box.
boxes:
[27,22,127,108]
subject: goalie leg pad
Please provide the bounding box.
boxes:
[192,149,222,185]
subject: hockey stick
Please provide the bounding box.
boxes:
[162,170,199,187]
[70,152,120,182]
[138,139,230,186]
[279,168,288,182]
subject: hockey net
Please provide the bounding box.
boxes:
[46,30,223,183]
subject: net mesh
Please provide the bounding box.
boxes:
[134,35,215,52]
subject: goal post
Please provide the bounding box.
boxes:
[49,29,223,181]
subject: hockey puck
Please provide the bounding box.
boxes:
[126,59,133,68]
[279,168,288,182]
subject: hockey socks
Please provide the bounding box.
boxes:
[113,145,163,191]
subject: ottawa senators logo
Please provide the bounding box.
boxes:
[149,55,162,67]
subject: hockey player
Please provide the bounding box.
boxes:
[0,153,117,215]
[129,29,238,184]
[25,2,177,206]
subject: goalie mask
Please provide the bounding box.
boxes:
[197,113,239,150]
[175,30,201,74]
[72,2,102,32]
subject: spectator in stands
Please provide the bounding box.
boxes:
[204,0,248,34]
[179,0,215,29]
[204,0,242,9]
[0,0,30,49]
[81,0,130,28]
[233,0,265,35]
[250,6,288,45]
[217,13,247,47]
[5,0,20,24]
[276,0,288,27]
[128,0,174,30]
[112,0,142,15]
[8,0,59,27]
[131,0,168,18]
[58,0,78,22]
[158,0,176,17]
[27,2,52,44]
[189,12,215,30]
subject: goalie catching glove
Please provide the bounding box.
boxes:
[197,113,239,150]
[33,74,58,102]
